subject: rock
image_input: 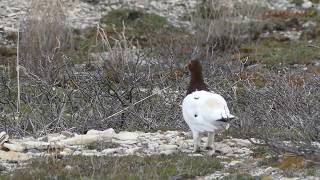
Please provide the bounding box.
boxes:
[203,171,230,180]
[65,165,73,170]
[302,21,317,28]
[159,144,178,151]
[61,131,74,138]
[86,128,115,138]
[101,148,120,155]
[226,138,252,147]
[0,131,9,146]
[114,131,140,141]
[47,133,68,142]
[60,148,74,156]
[0,164,6,172]
[229,160,242,167]
[212,143,233,155]
[59,134,112,146]
[0,150,31,161]
[159,144,178,154]
[26,148,41,154]
[264,166,278,175]
[114,139,137,145]
[302,0,313,9]
[20,141,52,150]
[81,149,98,156]
[160,149,177,155]
[2,143,25,152]
[124,147,141,154]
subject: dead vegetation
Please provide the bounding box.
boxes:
[19,0,70,84]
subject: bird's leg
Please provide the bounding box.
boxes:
[192,131,201,153]
[205,132,214,150]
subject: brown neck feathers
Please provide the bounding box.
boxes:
[186,60,209,95]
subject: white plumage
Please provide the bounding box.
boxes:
[182,91,234,152]
[182,90,234,132]
[182,59,235,152]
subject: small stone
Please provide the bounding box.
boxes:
[101,148,120,155]
[73,151,82,155]
[0,150,31,161]
[65,165,73,170]
[229,139,252,147]
[229,160,241,166]
[159,144,178,151]
[2,143,25,152]
[81,149,98,156]
[0,164,6,172]
[125,147,141,154]
[47,133,68,142]
[264,167,278,175]
[60,148,74,156]
[214,143,233,154]
[27,148,41,154]
[160,149,176,155]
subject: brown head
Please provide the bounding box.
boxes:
[186,59,209,95]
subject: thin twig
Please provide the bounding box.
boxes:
[101,86,171,122]
[16,22,21,117]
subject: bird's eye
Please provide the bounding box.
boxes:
[194,114,198,117]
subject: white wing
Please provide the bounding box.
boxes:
[182,90,234,133]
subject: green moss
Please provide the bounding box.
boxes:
[68,9,188,64]
[101,9,168,29]
[0,46,16,57]
[0,154,222,179]
[240,38,320,65]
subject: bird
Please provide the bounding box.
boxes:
[182,59,235,152]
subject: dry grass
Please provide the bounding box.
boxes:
[191,0,265,58]
[19,0,70,84]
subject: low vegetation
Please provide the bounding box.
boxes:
[0,154,222,179]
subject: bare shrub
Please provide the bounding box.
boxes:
[238,75,319,154]
[192,0,264,56]
[0,25,188,136]
[19,0,70,84]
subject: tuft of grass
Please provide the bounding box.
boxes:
[0,154,222,179]
[86,141,119,151]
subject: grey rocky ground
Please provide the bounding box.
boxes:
[0,0,318,45]
[0,130,319,179]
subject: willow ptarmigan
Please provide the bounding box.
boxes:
[182,59,235,152]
